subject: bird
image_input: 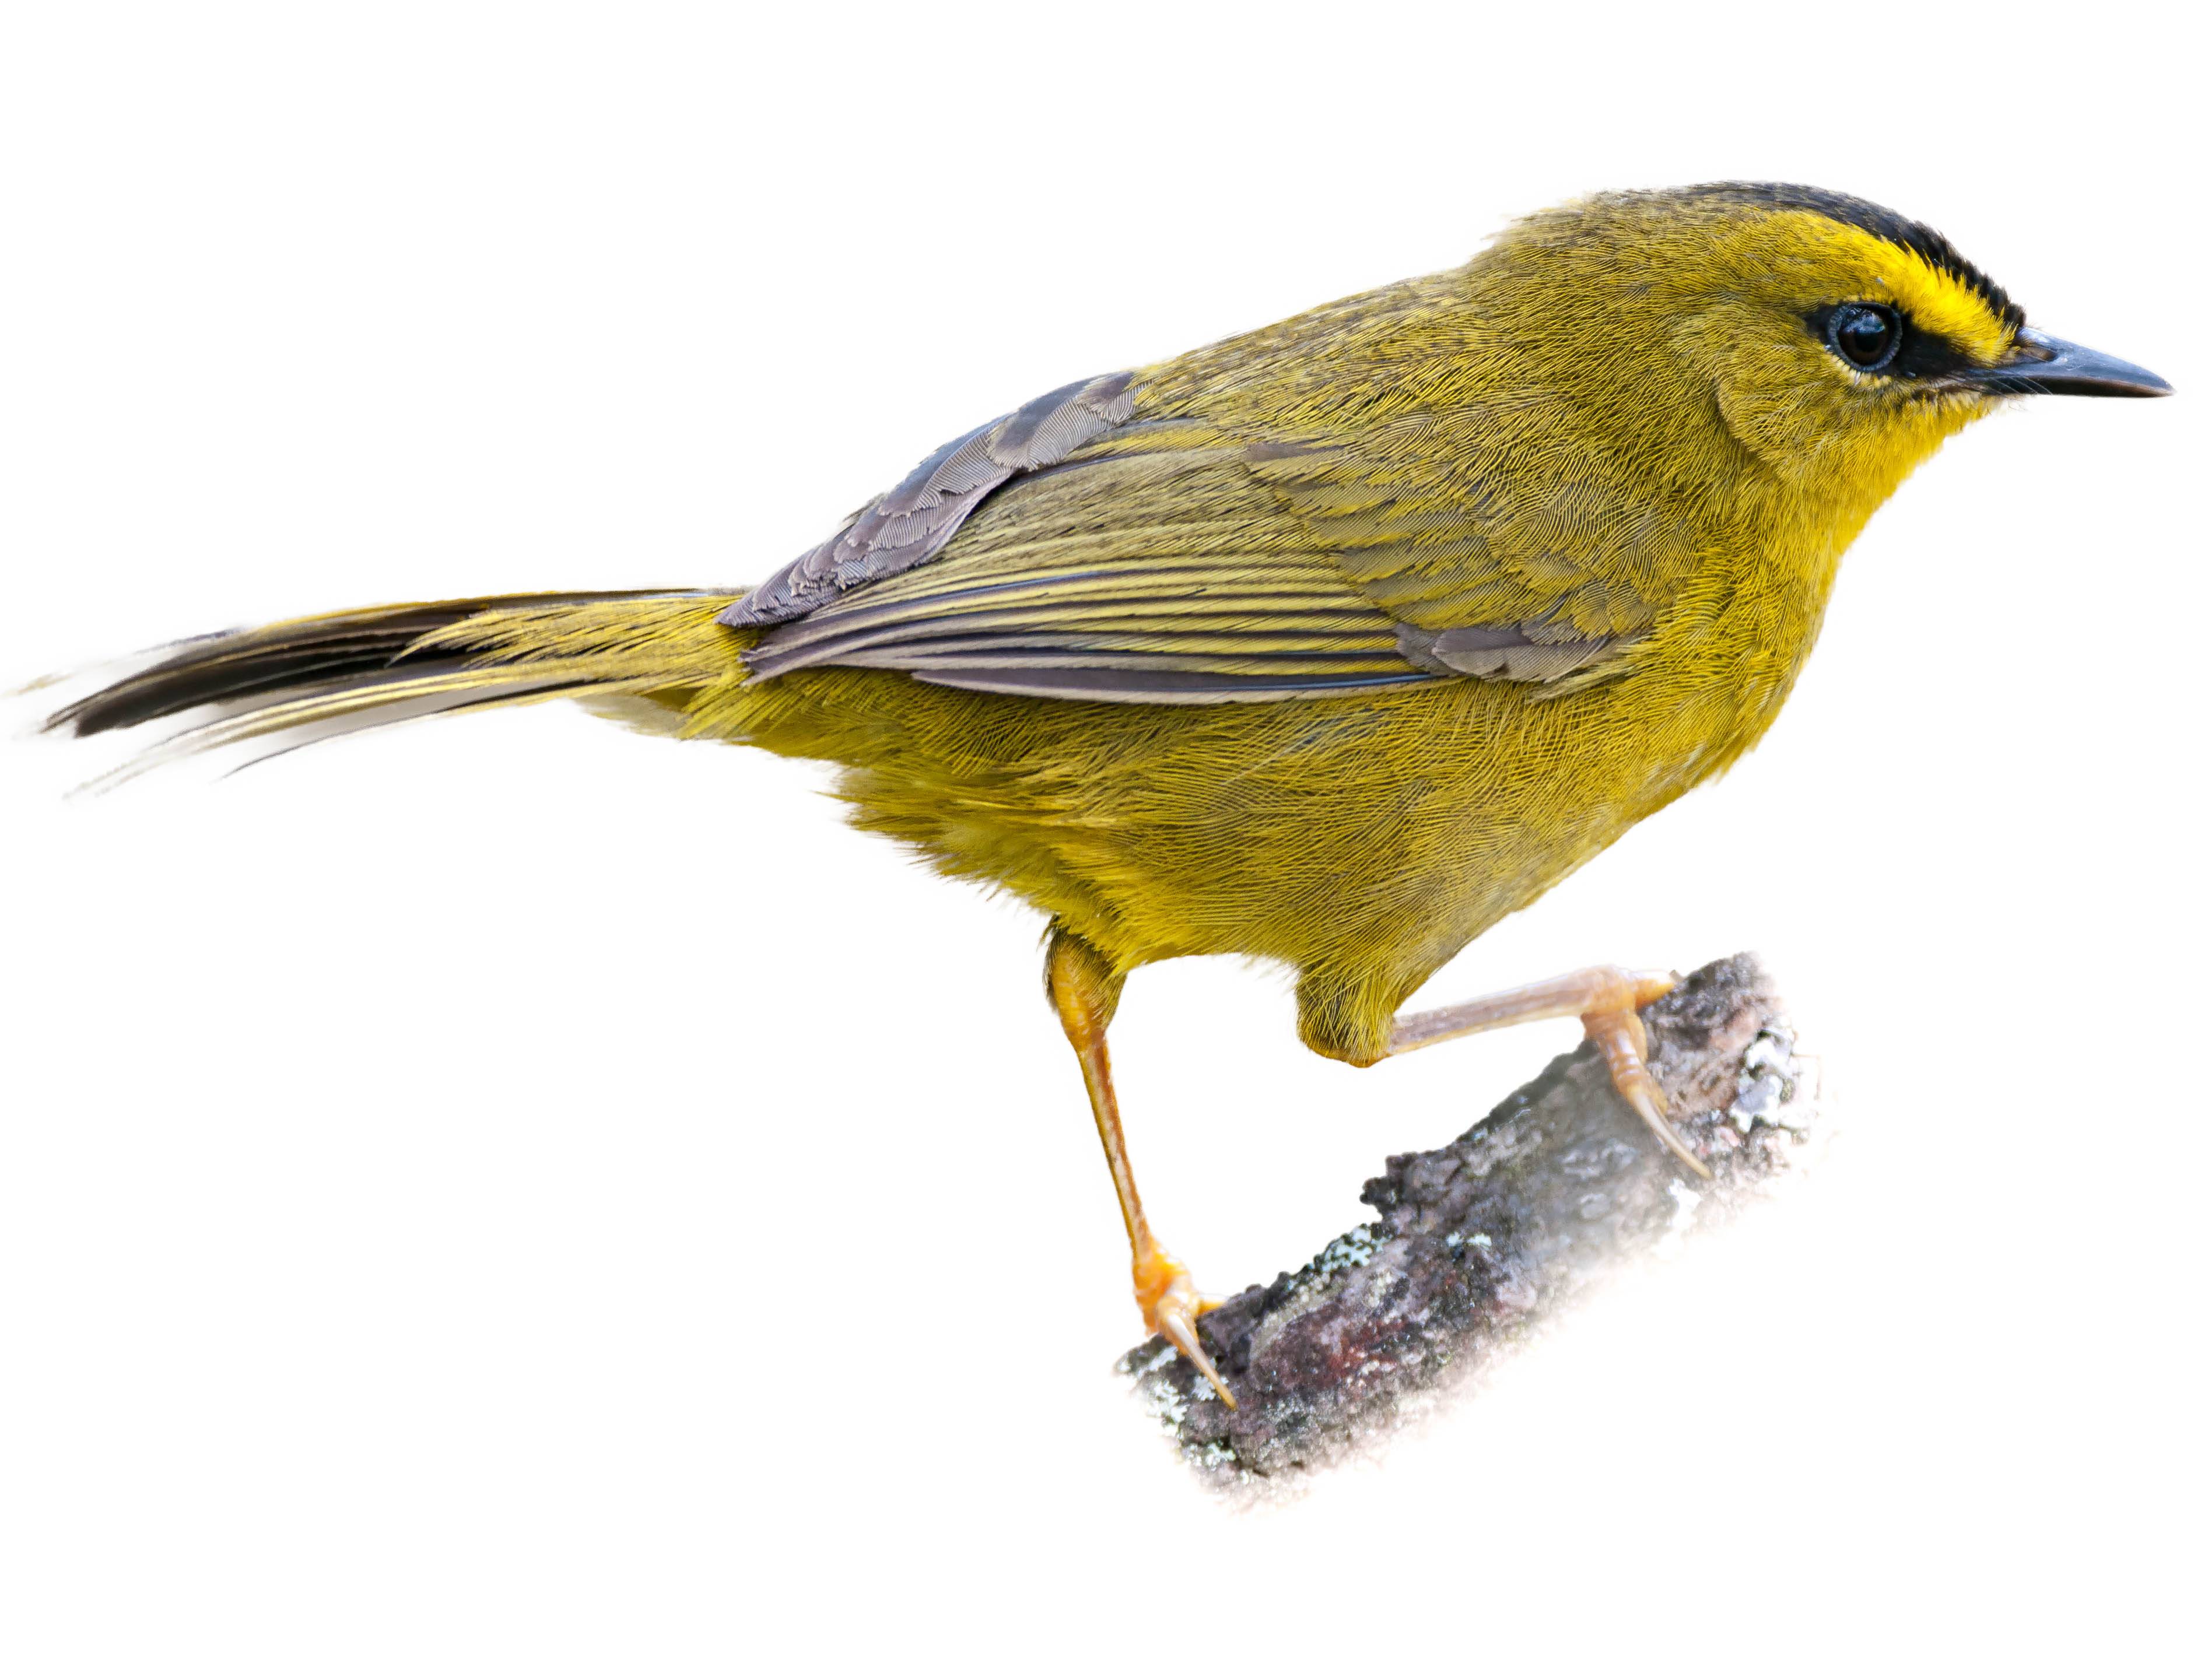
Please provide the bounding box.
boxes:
[47,182,2169,1406]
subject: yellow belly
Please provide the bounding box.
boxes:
[721,612,1806,1060]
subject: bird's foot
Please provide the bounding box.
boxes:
[1578,969,1710,1179]
[1133,1246,1235,1408]
[1389,963,1708,1179]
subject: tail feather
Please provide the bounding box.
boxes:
[48,588,750,777]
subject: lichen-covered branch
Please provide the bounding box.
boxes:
[1119,954,1815,1483]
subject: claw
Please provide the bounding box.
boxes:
[1134,1249,1236,1408]
[1582,1002,1710,1180]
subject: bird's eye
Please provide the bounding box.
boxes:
[1827,303,1904,372]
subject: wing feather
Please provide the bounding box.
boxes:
[724,370,1673,704]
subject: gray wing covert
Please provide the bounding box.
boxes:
[717,372,1138,627]
[717,369,1650,704]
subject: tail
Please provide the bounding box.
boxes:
[47,588,751,779]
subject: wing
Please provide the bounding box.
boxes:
[724,369,1680,704]
[721,372,1141,627]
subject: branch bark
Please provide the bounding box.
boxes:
[1119,953,1817,1484]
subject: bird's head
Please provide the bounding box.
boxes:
[1482,183,2168,529]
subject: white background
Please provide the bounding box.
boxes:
[3,3,2204,1654]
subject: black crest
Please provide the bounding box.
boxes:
[1679,181,2025,333]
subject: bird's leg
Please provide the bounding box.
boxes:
[1044,928,1236,1408]
[1388,964,1710,1179]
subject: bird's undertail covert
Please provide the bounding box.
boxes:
[47,590,750,778]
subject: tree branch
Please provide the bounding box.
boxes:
[1119,953,1817,1484]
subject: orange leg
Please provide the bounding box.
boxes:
[1046,929,1236,1408]
[1389,965,1709,1179]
